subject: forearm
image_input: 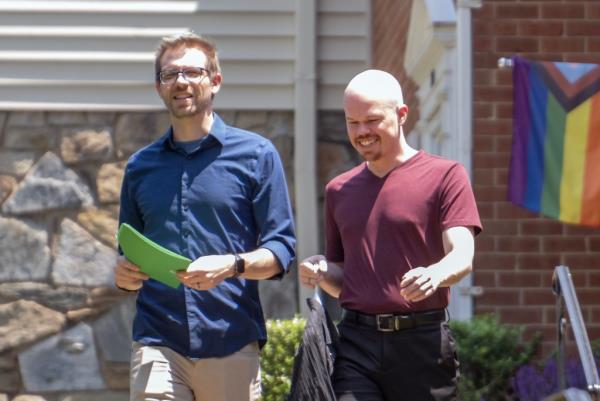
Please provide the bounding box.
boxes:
[428,250,473,287]
[238,248,283,280]
[319,261,344,298]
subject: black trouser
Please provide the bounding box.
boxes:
[333,311,459,401]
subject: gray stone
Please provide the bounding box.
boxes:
[60,128,113,163]
[12,395,47,401]
[0,111,6,128]
[52,219,117,287]
[318,110,348,141]
[7,111,45,127]
[18,323,107,392]
[47,112,87,126]
[2,152,93,215]
[0,175,16,204]
[3,127,55,149]
[87,112,117,126]
[259,273,298,319]
[0,282,89,313]
[96,162,125,204]
[76,208,119,248]
[0,150,35,176]
[93,298,136,363]
[216,110,235,125]
[235,111,268,132]
[265,111,293,139]
[0,217,50,281]
[0,300,66,353]
[114,112,170,158]
[56,391,129,401]
[318,142,356,191]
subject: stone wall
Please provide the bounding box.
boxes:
[0,109,296,401]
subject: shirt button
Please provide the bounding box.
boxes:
[183,204,189,211]
[183,230,189,237]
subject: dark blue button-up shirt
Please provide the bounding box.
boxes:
[119,113,296,358]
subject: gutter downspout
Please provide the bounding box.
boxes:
[295,0,318,316]
[456,0,481,318]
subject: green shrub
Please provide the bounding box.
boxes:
[261,317,306,401]
[450,314,541,401]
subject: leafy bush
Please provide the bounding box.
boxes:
[450,314,540,401]
[261,317,305,401]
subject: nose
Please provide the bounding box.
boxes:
[358,122,370,135]
[175,72,189,84]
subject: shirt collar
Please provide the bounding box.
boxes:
[160,112,228,151]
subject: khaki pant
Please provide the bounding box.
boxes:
[130,342,261,401]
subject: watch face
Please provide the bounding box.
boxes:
[235,254,245,273]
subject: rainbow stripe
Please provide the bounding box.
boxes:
[508,57,600,227]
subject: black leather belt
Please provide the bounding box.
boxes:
[342,309,446,332]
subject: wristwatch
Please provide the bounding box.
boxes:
[232,253,245,278]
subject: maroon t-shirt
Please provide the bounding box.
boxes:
[325,150,482,314]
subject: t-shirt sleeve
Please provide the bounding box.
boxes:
[324,187,344,263]
[439,163,482,235]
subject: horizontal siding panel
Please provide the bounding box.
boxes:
[318,37,369,61]
[318,13,369,37]
[0,13,295,36]
[319,61,368,85]
[318,85,347,110]
[0,84,293,110]
[0,61,293,85]
[319,0,369,13]
[0,37,294,60]
[0,0,295,13]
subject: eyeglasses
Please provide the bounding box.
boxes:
[158,67,209,85]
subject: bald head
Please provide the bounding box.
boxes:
[344,69,404,107]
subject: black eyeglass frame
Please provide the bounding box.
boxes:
[157,67,210,85]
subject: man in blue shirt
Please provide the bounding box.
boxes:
[114,32,296,401]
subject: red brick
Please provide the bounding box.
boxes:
[588,3,600,19]
[475,235,495,252]
[495,136,513,153]
[496,102,513,119]
[474,185,508,202]
[484,220,519,236]
[478,288,521,306]
[541,237,587,253]
[477,202,494,220]
[474,270,496,287]
[475,102,493,118]
[562,254,600,270]
[495,69,513,86]
[474,69,494,86]
[518,21,564,36]
[474,253,517,270]
[564,54,600,64]
[473,167,493,184]
[542,3,585,19]
[499,307,543,324]
[474,136,494,152]
[588,238,600,252]
[588,272,600,287]
[473,152,510,169]
[474,86,514,103]
[474,36,494,52]
[566,21,600,36]
[590,308,600,323]
[474,20,518,37]
[541,37,585,53]
[498,271,543,288]
[522,324,553,343]
[497,236,540,252]
[564,224,600,236]
[495,168,508,186]
[520,220,564,236]
[523,289,556,305]
[517,253,562,270]
[496,4,539,19]
[474,118,513,136]
[496,202,539,220]
[574,289,600,305]
[497,37,539,53]
[588,38,600,52]
[473,52,505,69]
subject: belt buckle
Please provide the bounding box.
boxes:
[376,314,395,332]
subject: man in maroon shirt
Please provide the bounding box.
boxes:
[299,69,482,401]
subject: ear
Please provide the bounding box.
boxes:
[397,104,409,125]
[210,72,223,96]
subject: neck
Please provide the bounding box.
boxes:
[367,133,418,177]
[171,110,214,142]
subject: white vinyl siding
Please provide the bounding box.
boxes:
[0,0,369,111]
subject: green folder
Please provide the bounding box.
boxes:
[117,223,191,288]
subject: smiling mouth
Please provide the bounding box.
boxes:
[357,137,377,147]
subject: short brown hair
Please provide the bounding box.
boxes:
[154,32,221,82]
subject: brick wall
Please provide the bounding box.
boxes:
[472,0,600,355]
[371,0,420,133]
